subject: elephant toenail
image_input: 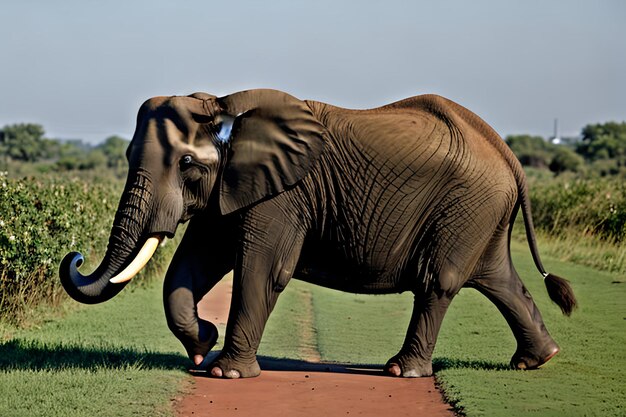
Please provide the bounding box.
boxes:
[387,363,402,377]
[225,369,241,379]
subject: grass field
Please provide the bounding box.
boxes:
[434,240,625,416]
[1,240,624,416]
[0,279,188,417]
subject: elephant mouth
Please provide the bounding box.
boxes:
[109,235,162,284]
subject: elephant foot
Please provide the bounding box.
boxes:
[187,320,219,371]
[209,354,261,379]
[384,355,433,378]
[511,341,560,370]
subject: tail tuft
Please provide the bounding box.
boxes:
[544,273,577,316]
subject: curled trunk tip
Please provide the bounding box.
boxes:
[59,251,123,304]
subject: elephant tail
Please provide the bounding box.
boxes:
[434,94,576,315]
[518,179,577,316]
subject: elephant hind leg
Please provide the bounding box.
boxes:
[468,232,559,369]
[386,264,461,377]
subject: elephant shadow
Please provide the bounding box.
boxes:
[190,350,510,377]
[0,338,188,372]
[0,341,509,374]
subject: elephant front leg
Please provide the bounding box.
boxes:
[386,291,452,377]
[163,216,235,367]
[209,256,292,379]
[164,278,221,366]
[210,215,306,379]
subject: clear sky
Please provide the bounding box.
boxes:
[1,0,624,144]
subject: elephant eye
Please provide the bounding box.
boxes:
[180,155,194,169]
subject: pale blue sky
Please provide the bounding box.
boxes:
[1,0,624,143]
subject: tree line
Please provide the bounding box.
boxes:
[0,123,128,174]
[505,121,626,177]
[2,120,625,177]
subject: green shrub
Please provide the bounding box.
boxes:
[549,146,585,175]
[512,175,626,274]
[505,134,556,169]
[0,173,123,323]
[0,172,183,325]
[527,176,626,242]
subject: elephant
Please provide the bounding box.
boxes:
[60,88,576,378]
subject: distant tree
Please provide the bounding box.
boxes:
[549,146,585,174]
[80,149,107,170]
[40,138,62,160]
[59,140,89,158]
[0,123,46,162]
[589,159,621,177]
[55,140,91,171]
[576,122,626,162]
[97,135,129,171]
[505,135,557,169]
[55,155,80,171]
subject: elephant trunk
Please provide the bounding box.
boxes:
[59,170,161,304]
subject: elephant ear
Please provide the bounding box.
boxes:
[217,90,325,214]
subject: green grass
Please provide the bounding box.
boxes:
[513,229,626,275]
[1,239,623,416]
[441,239,625,416]
[260,286,318,361]
[0,279,189,417]
[310,285,412,365]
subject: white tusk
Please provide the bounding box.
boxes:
[109,236,161,284]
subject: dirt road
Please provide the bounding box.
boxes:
[174,278,455,417]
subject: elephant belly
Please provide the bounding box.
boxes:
[294,242,411,294]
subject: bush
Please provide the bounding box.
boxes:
[0,173,122,323]
[505,135,557,169]
[0,172,184,325]
[527,176,626,243]
[549,146,585,175]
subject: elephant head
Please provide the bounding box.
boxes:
[60,89,326,304]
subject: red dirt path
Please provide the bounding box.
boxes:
[174,278,456,417]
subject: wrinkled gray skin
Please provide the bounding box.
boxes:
[60,89,576,378]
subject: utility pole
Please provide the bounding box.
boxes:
[551,118,561,144]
